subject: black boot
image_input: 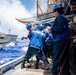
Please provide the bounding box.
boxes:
[45,62,50,70]
[60,70,71,75]
[21,60,25,69]
[35,59,39,69]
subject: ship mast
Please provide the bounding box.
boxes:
[36,0,38,18]
[9,29,11,34]
[36,0,44,18]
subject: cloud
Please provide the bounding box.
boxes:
[0,0,35,38]
[30,1,36,16]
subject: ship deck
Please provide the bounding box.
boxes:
[10,58,52,75]
[2,56,75,75]
[3,56,52,75]
[10,68,52,75]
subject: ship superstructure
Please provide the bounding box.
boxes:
[0,32,17,44]
[0,21,17,44]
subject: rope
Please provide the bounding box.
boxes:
[58,55,67,75]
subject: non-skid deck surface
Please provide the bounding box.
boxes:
[11,68,52,75]
[11,57,52,75]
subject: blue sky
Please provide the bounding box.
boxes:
[0,0,36,38]
[0,0,47,38]
[21,0,35,11]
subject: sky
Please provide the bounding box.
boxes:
[0,0,47,38]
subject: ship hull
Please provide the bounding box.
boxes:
[0,34,17,44]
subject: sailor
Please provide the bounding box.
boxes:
[43,22,53,57]
[21,23,49,69]
[51,4,71,75]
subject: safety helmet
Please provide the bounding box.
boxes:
[44,22,53,27]
[45,22,51,25]
[37,24,44,30]
[26,23,32,29]
[53,4,64,12]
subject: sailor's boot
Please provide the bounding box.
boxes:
[21,60,25,69]
[44,61,50,70]
[35,59,39,69]
[60,70,71,75]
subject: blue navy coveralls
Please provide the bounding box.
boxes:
[22,30,47,67]
[51,14,70,74]
[43,29,53,57]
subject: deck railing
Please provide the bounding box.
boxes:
[0,55,24,75]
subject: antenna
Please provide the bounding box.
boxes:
[9,29,11,34]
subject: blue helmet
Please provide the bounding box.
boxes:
[37,24,44,30]
[26,23,32,29]
[46,22,50,25]
[53,4,64,12]
[45,22,51,25]
[44,22,53,26]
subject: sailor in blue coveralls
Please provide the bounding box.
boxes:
[51,4,71,75]
[43,22,53,57]
[21,23,49,69]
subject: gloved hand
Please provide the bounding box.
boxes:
[21,36,28,40]
[21,37,25,40]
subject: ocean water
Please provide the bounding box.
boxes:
[0,39,29,66]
